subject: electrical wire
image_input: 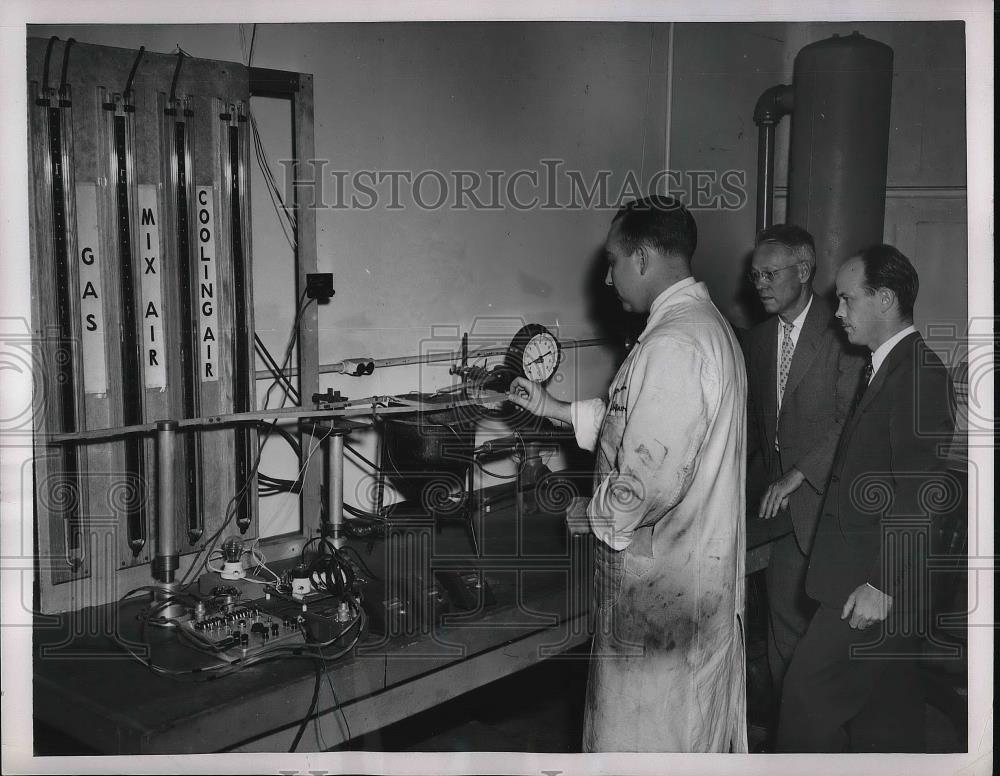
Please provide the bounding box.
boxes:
[122,46,145,103]
[41,37,58,94]
[255,333,300,404]
[343,443,381,473]
[249,108,297,249]
[289,659,324,752]
[262,290,312,411]
[177,419,279,590]
[475,460,518,480]
[57,38,75,97]
[168,50,185,105]
[319,643,353,747]
[343,503,388,522]
[119,579,365,682]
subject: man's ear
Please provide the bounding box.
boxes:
[878,287,896,312]
[635,246,648,275]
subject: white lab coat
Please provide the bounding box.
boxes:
[571,277,748,752]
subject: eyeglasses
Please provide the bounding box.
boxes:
[747,263,802,285]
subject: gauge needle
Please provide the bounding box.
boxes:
[527,350,553,365]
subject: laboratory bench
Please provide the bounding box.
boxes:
[32,497,780,755]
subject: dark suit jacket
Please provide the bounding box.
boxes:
[806,332,956,609]
[745,295,865,552]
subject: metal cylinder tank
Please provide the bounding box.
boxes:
[787,32,893,293]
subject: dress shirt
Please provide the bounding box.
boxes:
[869,324,918,382]
[775,294,814,410]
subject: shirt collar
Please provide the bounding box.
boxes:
[637,277,698,341]
[779,293,814,332]
[871,324,918,376]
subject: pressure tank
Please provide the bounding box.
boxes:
[787,32,894,293]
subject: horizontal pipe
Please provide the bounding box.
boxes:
[773,185,967,200]
[49,390,511,445]
[255,336,610,380]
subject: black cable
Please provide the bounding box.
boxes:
[343,443,381,473]
[475,459,518,480]
[255,333,300,403]
[123,46,145,101]
[343,503,388,522]
[263,290,311,410]
[168,50,185,105]
[318,643,353,747]
[41,36,58,94]
[336,545,379,580]
[58,38,75,96]
[178,419,279,589]
[261,421,302,457]
[289,659,324,752]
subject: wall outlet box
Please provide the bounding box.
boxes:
[306,273,335,300]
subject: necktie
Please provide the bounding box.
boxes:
[778,320,795,408]
[856,359,874,403]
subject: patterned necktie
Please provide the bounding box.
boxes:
[856,358,874,404]
[778,320,795,408]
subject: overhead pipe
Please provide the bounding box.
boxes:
[753,84,794,233]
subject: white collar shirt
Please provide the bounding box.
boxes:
[775,293,814,409]
[869,324,918,382]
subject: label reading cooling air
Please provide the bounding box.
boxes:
[75,182,108,395]
[137,185,166,389]
[196,186,219,382]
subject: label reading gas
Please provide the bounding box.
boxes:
[196,186,219,382]
[75,182,108,395]
[137,185,166,389]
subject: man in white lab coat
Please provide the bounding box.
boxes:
[509,196,748,752]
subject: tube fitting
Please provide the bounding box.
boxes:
[753,84,794,126]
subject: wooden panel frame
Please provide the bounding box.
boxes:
[247,67,323,564]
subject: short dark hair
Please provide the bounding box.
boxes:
[855,244,919,320]
[611,195,697,260]
[755,223,816,266]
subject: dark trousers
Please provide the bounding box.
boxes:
[765,529,816,708]
[777,604,926,752]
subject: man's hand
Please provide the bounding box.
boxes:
[759,467,805,519]
[507,377,571,424]
[841,583,893,629]
[565,496,592,536]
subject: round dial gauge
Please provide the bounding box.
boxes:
[506,324,561,384]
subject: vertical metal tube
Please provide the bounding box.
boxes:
[752,84,793,237]
[154,420,180,582]
[756,124,776,232]
[329,432,345,549]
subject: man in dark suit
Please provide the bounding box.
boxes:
[777,244,956,752]
[744,224,865,718]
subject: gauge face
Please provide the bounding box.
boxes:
[504,323,561,385]
[521,331,560,382]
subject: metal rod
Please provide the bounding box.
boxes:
[254,337,610,380]
[329,434,345,549]
[756,123,776,232]
[49,390,511,444]
[153,420,179,584]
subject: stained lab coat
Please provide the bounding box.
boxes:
[571,277,748,752]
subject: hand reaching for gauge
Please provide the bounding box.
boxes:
[507,377,572,424]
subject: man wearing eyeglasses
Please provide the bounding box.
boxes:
[742,224,865,741]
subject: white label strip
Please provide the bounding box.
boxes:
[137,185,166,390]
[196,186,220,383]
[75,182,108,395]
